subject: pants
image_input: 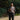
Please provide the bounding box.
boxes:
[9,13,14,20]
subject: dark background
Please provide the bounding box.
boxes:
[0,0,20,17]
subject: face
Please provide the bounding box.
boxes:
[11,3,13,6]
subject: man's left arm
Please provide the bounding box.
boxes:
[14,8,15,12]
[13,7,15,13]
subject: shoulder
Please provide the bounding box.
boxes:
[14,6,15,8]
[13,6,15,8]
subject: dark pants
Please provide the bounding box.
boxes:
[9,13,14,20]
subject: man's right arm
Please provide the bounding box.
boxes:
[8,6,11,12]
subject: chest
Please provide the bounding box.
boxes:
[11,7,15,10]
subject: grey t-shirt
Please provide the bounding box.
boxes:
[11,6,15,13]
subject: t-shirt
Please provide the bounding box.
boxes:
[11,6,15,13]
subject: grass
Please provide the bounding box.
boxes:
[15,13,20,16]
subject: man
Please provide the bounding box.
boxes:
[8,2,15,20]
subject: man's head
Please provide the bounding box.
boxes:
[11,2,13,6]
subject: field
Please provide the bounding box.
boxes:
[0,16,20,20]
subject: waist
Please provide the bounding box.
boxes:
[11,11,15,13]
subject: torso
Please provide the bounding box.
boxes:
[11,6,15,13]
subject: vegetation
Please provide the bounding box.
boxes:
[0,0,20,17]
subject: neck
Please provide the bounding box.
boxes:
[11,6,13,7]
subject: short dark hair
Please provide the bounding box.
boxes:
[11,2,13,3]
